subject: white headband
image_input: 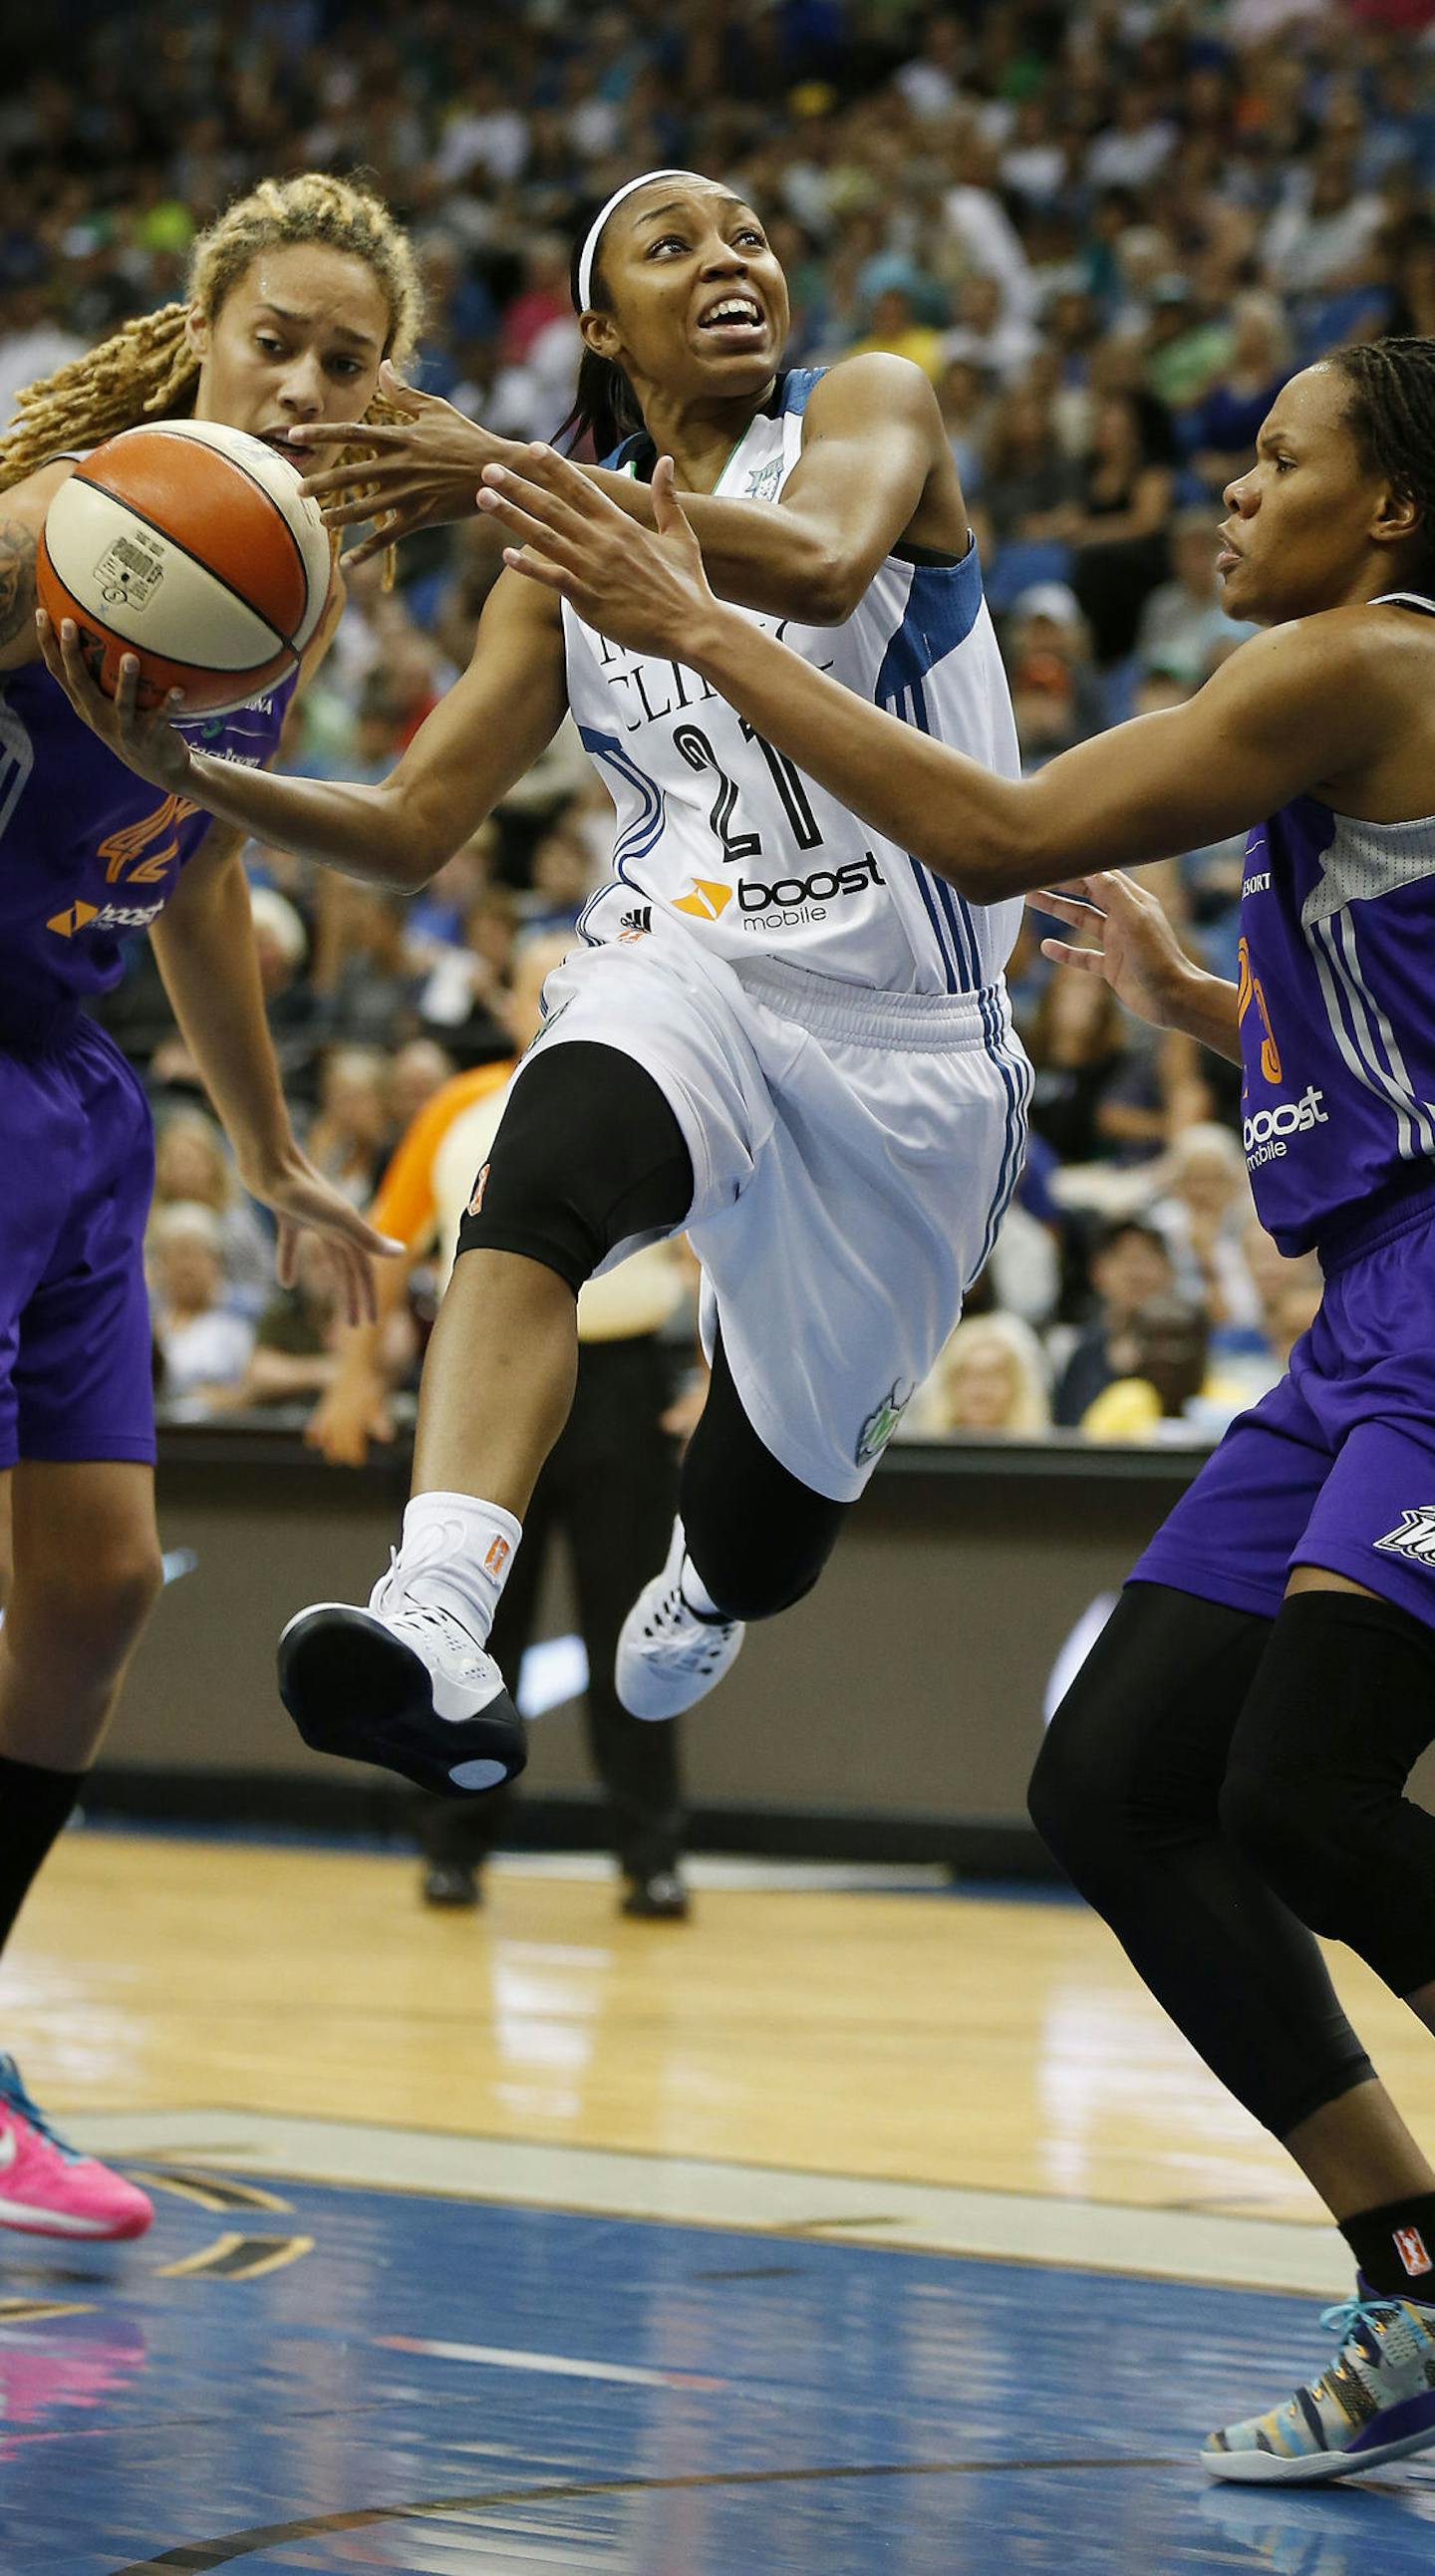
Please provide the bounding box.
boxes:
[576,169,710,313]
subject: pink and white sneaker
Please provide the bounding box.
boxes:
[0,2055,152,2241]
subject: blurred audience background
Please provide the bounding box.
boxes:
[9,0,1426,1441]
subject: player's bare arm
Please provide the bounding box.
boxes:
[482,444,1399,901]
[37,565,567,888]
[299,354,952,625]
[150,826,403,1322]
[0,463,75,670]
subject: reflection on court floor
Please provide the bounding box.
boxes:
[5,2162,1435,2575]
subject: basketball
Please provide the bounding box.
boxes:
[36,420,333,716]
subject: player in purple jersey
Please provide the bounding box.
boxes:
[0,174,424,2243]
[451,342,1435,2481]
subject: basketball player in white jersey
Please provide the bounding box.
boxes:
[41,169,1031,1800]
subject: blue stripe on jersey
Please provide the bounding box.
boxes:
[775,368,823,417]
[970,985,1031,1283]
[577,723,667,868]
[873,549,984,702]
[905,859,960,994]
[575,723,668,944]
[901,674,983,993]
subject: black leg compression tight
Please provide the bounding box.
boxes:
[1028,1583,1377,2141]
[1221,1588,1435,2000]
[680,1335,849,1622]
[455,1040,695,1290]
[454,1035,847,1623]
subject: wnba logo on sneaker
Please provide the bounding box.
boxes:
[484,1535,510,1579]
[1374,1508,1435,1568]
[1396,2225,1433,2277]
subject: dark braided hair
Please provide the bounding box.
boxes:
[1329,338,1435,586]
[556,215,645,462]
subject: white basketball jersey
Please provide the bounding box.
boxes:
[562,369,1024,996]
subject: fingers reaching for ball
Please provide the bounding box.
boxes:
[476,443,717,662]
[36,612,195,793]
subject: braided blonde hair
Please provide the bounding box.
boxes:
[0,173,425,529]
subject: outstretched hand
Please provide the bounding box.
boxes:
[256,1151,407,1329]
[36,611,195,795]
[298,363,511,567]
[1026,871,1190,1030]
[478,445,716,661]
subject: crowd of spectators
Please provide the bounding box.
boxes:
[5,0,1430,1443]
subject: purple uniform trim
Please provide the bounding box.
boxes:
[0,1016,156,1468]
[1237,594,1435,1259]
[0,656,292,1461]
[1135,592,1435,1627]
[0,659,295,1050]
[1132,1187,1435,1631]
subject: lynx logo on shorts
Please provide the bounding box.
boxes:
[856,1379,913,1467]
[1395,2224,1434,2279]
[466,1162,490,1217]
[1373,1507,1435,1568]
[673,877,732,921]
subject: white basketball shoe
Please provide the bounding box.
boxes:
[278,1556,525,1797]
[616,1522,744,1720]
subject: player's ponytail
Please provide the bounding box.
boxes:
[1330,337,1435,585]
[557,228,645,462]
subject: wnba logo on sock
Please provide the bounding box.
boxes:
[1395,2225,1433,2278]
[484,1535,510,1579]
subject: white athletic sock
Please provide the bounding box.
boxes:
[379,1491,522,1644]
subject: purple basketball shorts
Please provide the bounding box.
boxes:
[1133,1187,1435,1631]
[0,1015,156,1471]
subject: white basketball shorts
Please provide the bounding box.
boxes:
[514,934,1032,1502]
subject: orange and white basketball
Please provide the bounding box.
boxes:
[36,420,333,716]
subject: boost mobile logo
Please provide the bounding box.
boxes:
[673,877,732,920]
[48,897,164,937]
[1243,1083,1326,1166]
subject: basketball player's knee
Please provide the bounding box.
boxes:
[685,1514,819,1617]
[1027,1700,1132,1888]
[25,1543,163,1677]
[683,1508,837,1623]
[1220,1589,1435,1942]
[1217,1757,1351,1937]
[454,1043,692,1294]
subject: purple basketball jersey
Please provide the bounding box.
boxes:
[0,659,296,1048]
[1238,594,1435,1256]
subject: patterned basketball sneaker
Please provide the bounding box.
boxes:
[0,2055,152,2240]
[616,1523,744,1720]
[278,1565,526,1798]
[1202,2288,1435,2483]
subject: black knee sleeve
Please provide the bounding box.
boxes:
[680,1337,847,1621]
[1028,1582,1374,2140]
[1221,1588,1435,1997]
[1029,1583,1271,1887]
[455,1041,694,1294]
